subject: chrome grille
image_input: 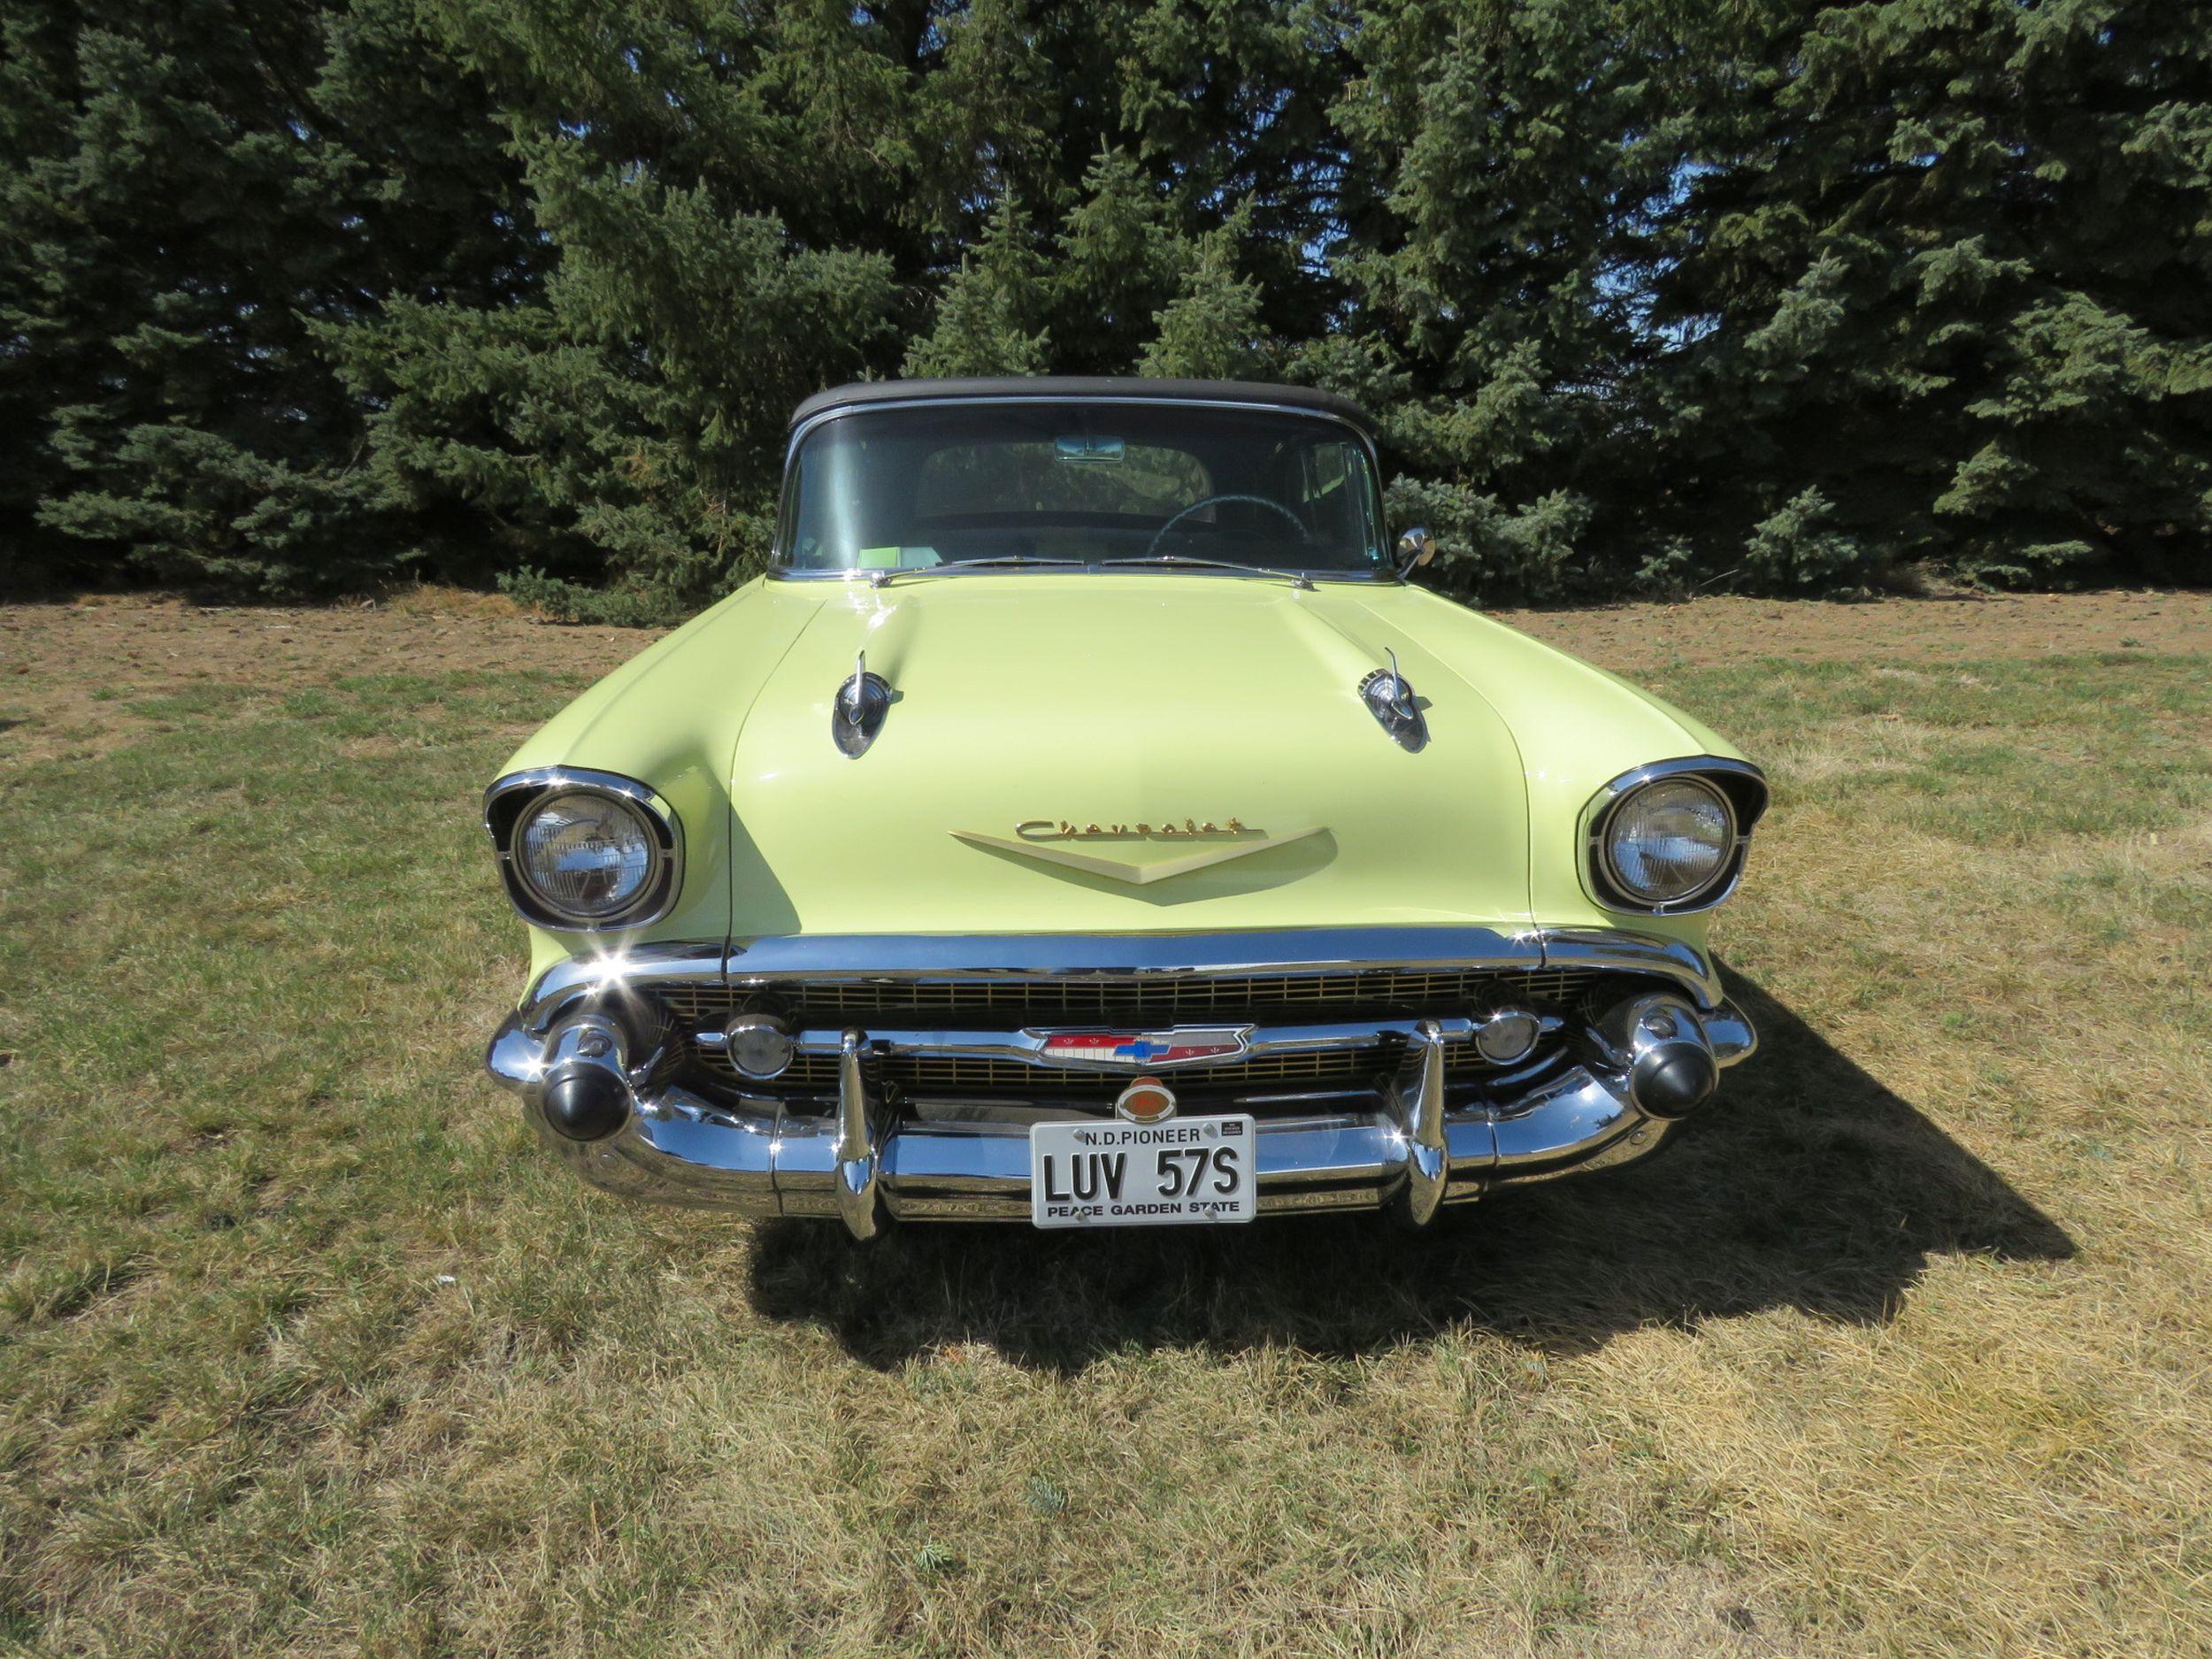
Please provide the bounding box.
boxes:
[653,967,1604,1025]
[693,1039,1537,1093]
[691,1044,1385,1097]
[654,966,1624,1106]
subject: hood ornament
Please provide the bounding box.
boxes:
[832,649,893,757]
[1359,649,1428,751]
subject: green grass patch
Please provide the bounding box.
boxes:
[3,633,2209,1656]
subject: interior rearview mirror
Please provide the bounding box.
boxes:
[1055,435,1125,464]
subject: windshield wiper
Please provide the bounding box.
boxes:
[869,555,1085,587]
[1094,555,1317,590]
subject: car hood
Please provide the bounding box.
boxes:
[721,574,1540,937]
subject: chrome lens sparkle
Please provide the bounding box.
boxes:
[723,1013,795,1080]
[1604,778,1734,905]
[1473,1009,1541,1065]
[514,790,659,923]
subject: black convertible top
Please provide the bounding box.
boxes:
[789,376,1374,435]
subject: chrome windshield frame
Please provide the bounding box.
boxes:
[770,396,1398,583]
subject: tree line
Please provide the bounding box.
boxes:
[4,0,2205,619]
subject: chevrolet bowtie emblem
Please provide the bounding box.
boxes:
[1033,1028,1252,1068]
[952,819,1325,885]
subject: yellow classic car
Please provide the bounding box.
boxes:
[483,378,1765,1236]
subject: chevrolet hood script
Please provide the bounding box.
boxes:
[953,819,1327,886]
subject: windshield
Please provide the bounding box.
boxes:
[777,403,1388,576]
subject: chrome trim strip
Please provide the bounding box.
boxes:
[772,567,1398,588]
[1704,1005,1758,1067]
[725,926,1547,981]
[1490,1067,1648,1175]
[517,942,726,1034]
[574,1084,781,1214]
[769,566,1396,587]
[514,924,1727,1033]
[783,1017,1482,1071]
[482,766,686,934]
[1576,757,1767,918]
[1536,928,1722,1009]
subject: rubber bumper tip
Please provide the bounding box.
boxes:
[1631,1043,1719,1120]
[542,1070,630,1141]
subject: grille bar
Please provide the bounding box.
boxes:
[649,966,1626,1108]
[698,1046,1385,1095]
[689,1032,1532,1099]
[652,967,1604,1025]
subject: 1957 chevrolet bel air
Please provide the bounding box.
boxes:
[483,377,1766,1237]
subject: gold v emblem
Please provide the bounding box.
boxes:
[951,826,1326,886]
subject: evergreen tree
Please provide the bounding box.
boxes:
[1051,145,1192,373]
[4,0,2205,607]
[905,194,1053,376]
[910,0,1099,246]
[1324,0,1701,597]
[1141,224,1273,380]
[327,0,902,618]
[4,0,527,592]
[1654,0,2212,585]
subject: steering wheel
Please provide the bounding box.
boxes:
[1145,494,1310,557]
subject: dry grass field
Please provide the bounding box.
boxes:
[1,588,2208,1657]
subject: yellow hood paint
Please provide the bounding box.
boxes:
[497,573,1752,977]
[724,575,1532,933]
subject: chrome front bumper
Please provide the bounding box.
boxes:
[484,927,1756,1235]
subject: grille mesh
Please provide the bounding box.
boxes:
[656,965,1614,1104]
[692,1045,1384,1097]
[654,967,1601,1025]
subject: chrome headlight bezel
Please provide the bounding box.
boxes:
[483,767,682,932]
[1579,757,1766,916]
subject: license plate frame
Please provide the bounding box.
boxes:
[1028,1115,1257,1229]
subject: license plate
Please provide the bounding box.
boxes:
[1029,1115,1256,1228]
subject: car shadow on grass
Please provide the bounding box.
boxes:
[744,973,2075,1372]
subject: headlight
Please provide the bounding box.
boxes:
[484,769,681,930]
[514,791,661,923]
[1599,775,1737,907]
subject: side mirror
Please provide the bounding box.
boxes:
[1395,526,1433,578]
